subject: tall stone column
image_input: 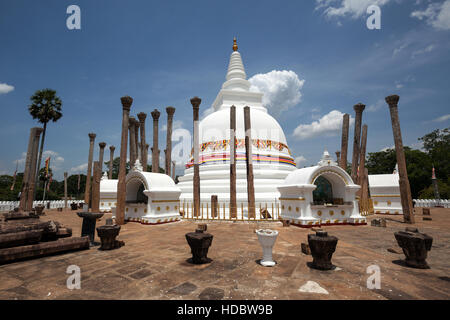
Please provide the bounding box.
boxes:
[191,97,201,218]
[26,127,44,211]
[230,105,237,218]
[339,113,350,170]
[432,167,440,202]
[134,121,140,162]
[335,151,341,163]
[137,112,147,171]
[351,104,365,182]
[128,117,137,168]
[172,161,176,181]
[64,172,68,209]
[385,95,414,224]
[151,109,160,173]
[108,145,115,179]
[19,127,38,212]
[98,142,106,173]
[357,124,368,198]
[165,106,176,177]
[244,106,256,219]
[145,143,149,171]
[91,161,101,212]
[84,133,96,207]
[117,96,133,225]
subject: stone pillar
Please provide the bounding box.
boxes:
[230,105,237,218]
[165,106,176,177]
[137,112,147,171]
[26,127,43,211]
[211,195,218,218]
[191,97,201,218]
[386,95,414,224]
[351,104,365,182]
[432,167,440,202]
[145,144,149,171]
[117,96,133,225]
[91,161,101,212]
[84,133,96,207]
[244,106,256,219]
[108,146,115,179]
[151,109,160,173]
[339,113,350,170]
[335,151,341,163]
[128,117,137,169]
[357,124,368,198]
[98,142,106,173]
[64,172,68,209]
[172,161,176,181]
[19,127,38,212]
[134,121,140,162]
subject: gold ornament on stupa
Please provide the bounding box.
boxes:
[233,37,238,51]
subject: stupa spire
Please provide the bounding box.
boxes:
[233,37,238,51]
[223,37,249,91]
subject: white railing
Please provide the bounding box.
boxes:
[0,200,85,213]
[413,199,449,208]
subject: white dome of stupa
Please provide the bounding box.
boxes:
[178,39,296,210]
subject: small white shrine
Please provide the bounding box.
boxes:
[124,160,181,224]
[368,166,402,215]
[100,173,118,212]
[277,150,367,227]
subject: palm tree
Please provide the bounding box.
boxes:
[28,89,63,188]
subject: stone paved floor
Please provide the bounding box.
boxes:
[0,207,449,300]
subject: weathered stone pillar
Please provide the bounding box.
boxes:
[211,195,218,218]
[244,106,256,219]
[230,105,237,218]
[165,106,176,177]
[151,109,160,173]
[172,161,176,181]
[137,112,147,171]
[117,96,133,225]
[91,161,101,212]
[134,121,140,162]
[64,172,68,209]
[431,167,440,203]
[191,97,201,218]
[19,127,38,212]
[108,146,115,179]
[339,113,350,170]
[351,104,365,182]
[98,142,106,173]
[145,143,149,171]
[84,133,96,207]
[357,124,368,199]
[385,95,414,224]
[335,151,341,163]
[26,127,43,211]
[128,117,137,168]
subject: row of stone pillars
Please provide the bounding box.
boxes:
[337,95,414,223]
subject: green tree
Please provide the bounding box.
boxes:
[419,127,449,183]
[28,89,63,188]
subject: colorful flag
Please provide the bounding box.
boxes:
[44,157,51,178]
[47,174,53,191]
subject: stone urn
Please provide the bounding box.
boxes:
[256,229,278,267]
[70,202,78,210]
[34,205,45,216]
[394,228,433,269]
[96,225,124,250]
[185,229,213,264]
[77,212,104,246]
[308,231,338,270]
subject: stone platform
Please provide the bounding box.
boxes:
[0,207,449,300]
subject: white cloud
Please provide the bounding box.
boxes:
[411,0,450,30]
[249,70,305,113]
[432,113,450,122]
[69,163,88,174]
[380,145,395,152]
[0,83,14,95]
[293,110,354,140]
[315,0,391,19]
[366,99,384,112]
[411,44,436,58]
[162,120,184,131]
[294,156,307,168]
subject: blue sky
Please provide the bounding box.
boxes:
[0,0,449,180]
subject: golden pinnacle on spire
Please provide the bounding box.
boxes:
[233,37,238,51]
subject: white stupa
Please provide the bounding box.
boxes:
[178,39,297,215]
